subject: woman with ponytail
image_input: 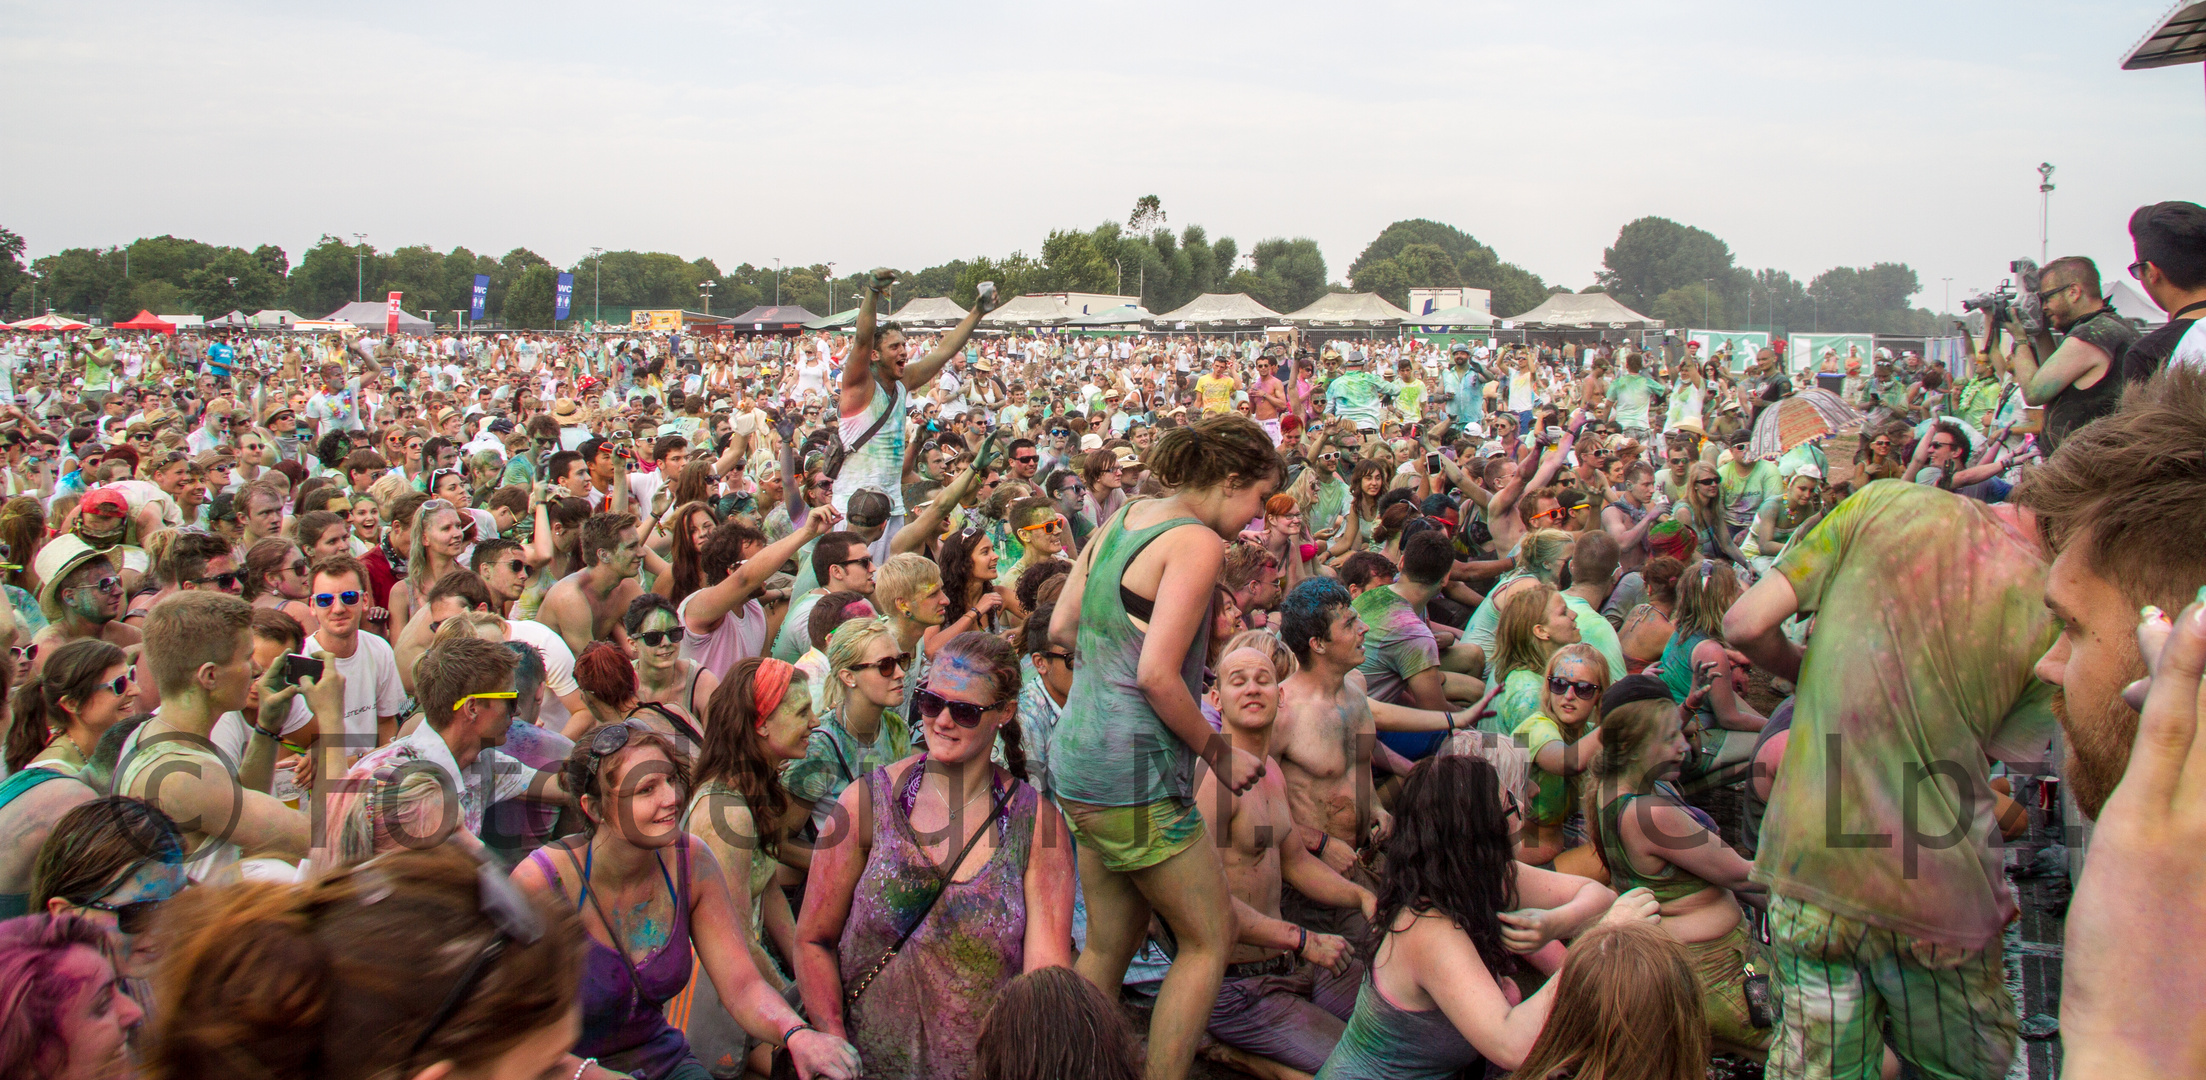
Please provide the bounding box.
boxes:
[0,639,131,918]
[795,630,1073,1080]
[1045,412,1282,1080]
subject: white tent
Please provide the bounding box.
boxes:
[1065,304,1150,327]
[1399,304,1494,329]
[2107,281,2167,327]
[1283,292,1412,328]
[1507,292,1661,329]
[1148,292,1286,328]
[248,309,308,329]
[324,301,434,334]
[979,292,1139,327]
[888,296,971,327]
[204,310,250,328]
[158,314,205,329]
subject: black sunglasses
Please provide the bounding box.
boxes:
[913,687,1004,728]
[78,894,167,935]
[1547,675,1602,700]
[850,652,911,678]
[635,629,678,648]
[189,570,246,591]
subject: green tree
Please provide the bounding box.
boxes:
[1352,242,1462,308]
[288,235,369,316]
[1648,282,1727,331]
[1225,238,1329,313]
[184,247,285,314]
[1347,219,1549,317]
[1037,229,1115,294]
[1128,195,1167,234]
[504,264,557,329]
[1595,217,1744,323]
[0,227,26,318]
[30,247,122,319]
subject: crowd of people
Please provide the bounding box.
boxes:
[0,199,2202,1080]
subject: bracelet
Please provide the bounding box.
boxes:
[570,1057,596,1080]
[1295,926,1309,958]
[252,723,283,741]
[1444,711,1456,733]
[1315,833,1331,858]
[781,1021,811,1046]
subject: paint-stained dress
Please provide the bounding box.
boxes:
[1754,480,2056,949]
[837,766,1038,1080]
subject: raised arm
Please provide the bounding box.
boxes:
[686,506,838,633]
[902,291,1000,391]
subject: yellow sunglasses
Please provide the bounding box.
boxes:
[455,691,519,708]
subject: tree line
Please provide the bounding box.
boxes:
[0,205,1942,334]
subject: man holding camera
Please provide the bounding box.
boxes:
[2007,256,2139,452]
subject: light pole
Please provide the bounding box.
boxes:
[1941,277,1953,315]
[1811,294,1820,333]
[773,258,782,306]
[1702,278,1712,327]
[2037,163,2056,265]
[699,280,715,316]
[825,262,837,315]
[352,233,368,302]
[590,247,603,323]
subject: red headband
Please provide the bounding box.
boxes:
[752,659,796,729]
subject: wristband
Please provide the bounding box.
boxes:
[1295,926,1309,959]
[781,1021,811,1046]
[1444,711,1456,733]
[1315,833,1331,858]
[570,1058,597,1080]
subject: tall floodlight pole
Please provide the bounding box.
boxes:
[825,262,838,315]
[1942,277,1953,315]
[699,280,715,316]
[774,258,782,306]
[591,247,604,322]
[352,233,368,301]
[2037,163,2056,265]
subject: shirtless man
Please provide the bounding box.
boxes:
[1196,642,1377,1079]
[535,511,643,657]
[1250,357,1289,447]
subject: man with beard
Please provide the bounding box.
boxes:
[2021,367,2206,1075]
[1724,478,2057,1080]
[2006,256,2141,453]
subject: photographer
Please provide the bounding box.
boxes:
[2005,256,2139,452]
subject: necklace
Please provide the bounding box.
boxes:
[44,731,87,768]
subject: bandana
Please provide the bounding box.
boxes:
[379,534,409,579]
[1646,520,1693,561]
[751,658,795,728]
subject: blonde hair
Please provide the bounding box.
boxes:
[1537,643,1613,725]
[1672,559,1742,642]
[1219,629,1298,683]
[822,615,898,711]
[872,552,942,618]
[1513,528,1574,584]
[1490,581,1560,684]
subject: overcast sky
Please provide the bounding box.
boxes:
[4,0,2198,312]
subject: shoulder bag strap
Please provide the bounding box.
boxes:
[563,844,653,1008]
[845,781,1014,1005]
[846,385,898,453]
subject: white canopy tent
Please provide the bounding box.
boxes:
[1282,292,1413,328]
[888,296,971,328]
[1148,292,1286,329]
[2107,281,2167,326]
[324,301,434,334]
[1399,304,1495,329]
[1506,292,1662,329]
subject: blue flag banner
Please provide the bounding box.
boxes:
[555,273,574,322]
[470,275,489,320]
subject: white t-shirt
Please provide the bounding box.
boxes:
[502,618,580,733]
[208,697,315,764]
[302,630,408,761]
[2172,318,2206,372]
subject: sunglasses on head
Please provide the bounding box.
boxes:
[1547,675,1602,700]
[913,687,1003,728]
[313,590,363,607]
[850,652,911,677]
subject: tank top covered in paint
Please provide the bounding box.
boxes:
[1596,791,1722,904]
[837,764,1037,1080]
[1051,507,1212,807]
[528,837,695,1080]
[1315,975,1485,1080]
[831,379,909,516]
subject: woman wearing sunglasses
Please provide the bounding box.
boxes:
[1509,643,1613,870]
[242,538,320,638]
[1045,413,1283,1080]
[0,640,134,919]
[628,593,718,725]
[1671,462,1748,567]
[796,631,1072,1080]
[516,721,862,1080]
[783,616,913,847]
[31,795,189,985]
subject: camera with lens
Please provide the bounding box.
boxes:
[1960,258,2046,335]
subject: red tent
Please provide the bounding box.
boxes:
[113,310,176,333]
